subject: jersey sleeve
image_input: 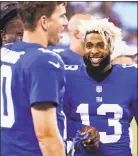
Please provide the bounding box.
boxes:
[25,54,65,106]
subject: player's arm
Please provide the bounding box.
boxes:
[27,55,66,156]
[31,103,65,156]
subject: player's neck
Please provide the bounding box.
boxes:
[70,40,84,56]
[23,30,48,48]
[87,64,112,82]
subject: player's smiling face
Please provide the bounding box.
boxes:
[84,32,110,67]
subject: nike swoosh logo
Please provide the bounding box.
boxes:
[48,61,60,68]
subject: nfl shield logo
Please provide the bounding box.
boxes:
[96,86,102,93]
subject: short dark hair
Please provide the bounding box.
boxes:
[18,2,67,31]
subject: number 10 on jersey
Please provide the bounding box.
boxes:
[1,65,15,128]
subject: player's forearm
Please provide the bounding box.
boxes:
[38,137,66,156]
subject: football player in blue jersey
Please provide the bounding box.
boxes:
[1,2,68,156]
[64,18,137,156]
[0,2,23,47]
[51,13,93,65]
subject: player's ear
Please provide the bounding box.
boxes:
[1,31,6,42]
[40,15,48,31]
[74,30,81,39]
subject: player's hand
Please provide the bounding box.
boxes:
[80,126,100,149]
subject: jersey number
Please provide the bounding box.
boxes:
[76,103,123,143]
[1,65,15,128]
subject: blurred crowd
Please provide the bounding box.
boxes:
[62,2,137,47]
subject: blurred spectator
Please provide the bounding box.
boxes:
[65,2,75,20]
[112,2,137,30]
[69,2,88,13]
[126,30,137,46]
[70,2,122,27]
[93,2,122,28]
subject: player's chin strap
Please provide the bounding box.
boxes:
[66,130,90,156]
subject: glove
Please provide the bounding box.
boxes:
[66,130,90,155]
[80,126,100,150]
[66,126,100,156]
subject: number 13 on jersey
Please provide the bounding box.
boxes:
[77,103,123,143]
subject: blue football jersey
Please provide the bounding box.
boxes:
[50,46,84,65]
[1,41,66,156]
[64,64,137,156]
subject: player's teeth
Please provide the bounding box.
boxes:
[91,58,101,63]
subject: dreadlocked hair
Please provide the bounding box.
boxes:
[77,18,122,53]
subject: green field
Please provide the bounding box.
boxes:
[132,118,137,156]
